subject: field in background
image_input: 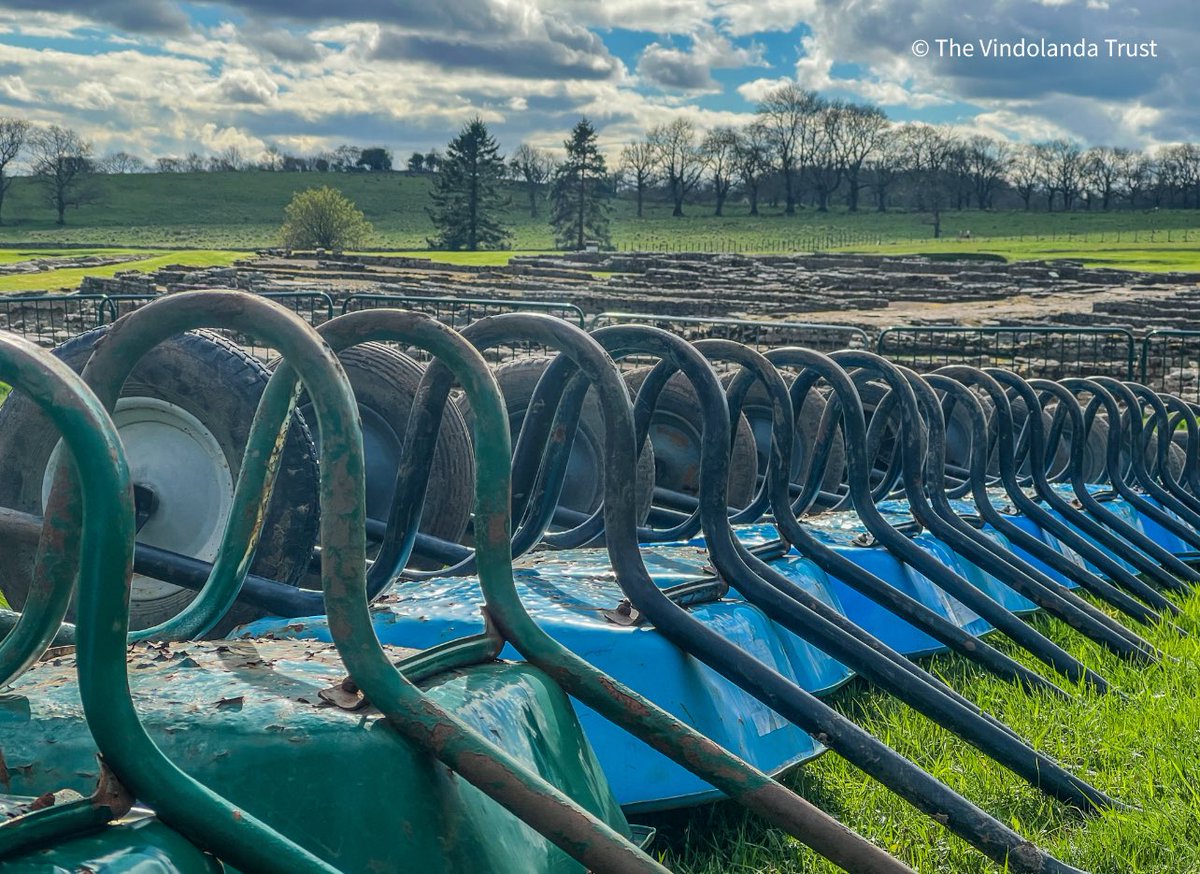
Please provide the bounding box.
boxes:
[0,171,1198,273]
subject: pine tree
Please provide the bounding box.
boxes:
[426,118,510,250]
[550,118,610,251]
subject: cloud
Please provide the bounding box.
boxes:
[244,27,321,63]
[637,26,765,93]
[216,69,279,104]
[0,0,189,35]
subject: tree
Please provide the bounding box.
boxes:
[0,117,29,226]
[406,152,425,173]
[99,151,146,174]
[550,118,610,250]
[1009,144,1044,211]
[426,118,510,250]
[700,126,738,216]
[156,156,182,173]
[965,135,1010,210]
[866,132,902,212]
[28,125,95,226]
[733,123,770,216]
[1044,139,1083,211]
[424,150,441,173]
[834,103,886,212]
[648,118,703,217]
[510,143,555,218]
[279,185,373,250]
[260,144,284,171]
[619,140,657,218]
[182,152,206,173]
[756,83,823,215]
[809,102,845,212]
[357,147,392,172]
[900,124,956,238]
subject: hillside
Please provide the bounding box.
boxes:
[2,171,1200,264]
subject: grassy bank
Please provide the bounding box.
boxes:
[648,591,1200,873]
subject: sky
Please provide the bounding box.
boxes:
[0,0,1190,164]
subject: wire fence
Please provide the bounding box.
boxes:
[613,227,1200,255]
[7,289,1200,399]
[876,325,1137,380]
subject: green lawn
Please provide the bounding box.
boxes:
[0,250,243,292]
[646,591,1200,873]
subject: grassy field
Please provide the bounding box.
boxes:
[0,249,242,292]
[0,171,1198,272]
[644,592,1200,873]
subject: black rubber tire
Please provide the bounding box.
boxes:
[457,356,656,523]
[730,377,846,496]
[0,327,320,635]
[623,366,759,509]
[298,343,473,545]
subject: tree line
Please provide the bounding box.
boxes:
[6,83,1200,235]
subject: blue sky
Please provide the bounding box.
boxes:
[0,1,1190,164]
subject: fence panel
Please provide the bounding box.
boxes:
[0,294,109,347]
[343,294,587,363]
[1140,330,1200,401]
[590,312,870,354]
[876,325,1136,380]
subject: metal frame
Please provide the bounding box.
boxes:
[592,312,870,353]
[877,324,1136,380]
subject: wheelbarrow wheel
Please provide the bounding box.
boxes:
[729,377,846,497]
[624,366,759,509]
[0,327,320,635]
[457,356,655,523]
[297,343,474,547]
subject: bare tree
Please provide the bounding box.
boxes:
[865,132,902,212]
[260,143,284,171]
[755,83,823,215]
[99,151,146,174]
[699,126,738,216]
[510,143,555,218]
[1009,144,1044,211]
[1117,149,1152,208]
[0,117,29,225]
[209,144,245,172]
[833,103,887,212]
[1084,146,1122,210]
[733,123,770,216]
[648,118,703,217]
[182,152,206,173]
[1044,139,1084,211]
[809,101,845,212]
[156,156,183,173]
[28,124,95,225]
[901,124,956,238]
[619,140,657,218]
[965,135,1010,210]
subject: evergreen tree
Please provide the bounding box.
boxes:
[426,118,510,250]
[551,118,610,250]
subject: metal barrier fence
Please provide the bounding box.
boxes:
[343,294,586,327]
[343,294,587,364]
[590,312,871,353]
[1139,330,1200,401]
[0,294,109,347]
[876,325,1137,380]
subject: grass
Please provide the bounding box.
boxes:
[641,590,1200,873]
[0,171,1197,273]
[0,250,243,293]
